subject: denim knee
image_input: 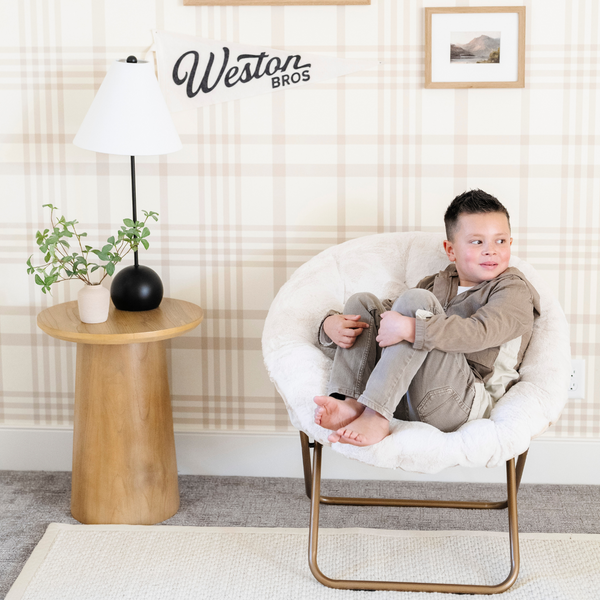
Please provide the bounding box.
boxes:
[344,292,379,315]
[391,288,440,317]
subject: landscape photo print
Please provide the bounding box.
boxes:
[450,32,501,64]
[425,7,525,88]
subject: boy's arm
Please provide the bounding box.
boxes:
[319,312,370,349]
[318,310,341,347]
[376,311,416,347]
[415,273,436,291]
[414,276,537,354]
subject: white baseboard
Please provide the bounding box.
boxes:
[0,427,598,485]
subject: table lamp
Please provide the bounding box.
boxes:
[73,56,182,311]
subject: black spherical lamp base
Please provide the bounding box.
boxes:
[110,265,163,311]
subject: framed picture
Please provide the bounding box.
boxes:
[183,0,369,5]
[425,7,526,89]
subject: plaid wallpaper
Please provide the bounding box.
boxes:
[1,0,598,438]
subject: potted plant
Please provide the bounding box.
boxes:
[27,204,159,324]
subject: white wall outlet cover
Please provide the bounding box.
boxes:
[568,359,586,399]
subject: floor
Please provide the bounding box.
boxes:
[1,470,599,597]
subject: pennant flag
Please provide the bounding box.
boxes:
[152,30,380,112]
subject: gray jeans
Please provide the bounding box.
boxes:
[327,289,475,433]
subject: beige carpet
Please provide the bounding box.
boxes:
[7,524,600,599]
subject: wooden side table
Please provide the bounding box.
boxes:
[37,297,204,525]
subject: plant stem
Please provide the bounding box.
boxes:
[72,222,86,256]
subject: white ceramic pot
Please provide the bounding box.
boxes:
[77,284,110,324]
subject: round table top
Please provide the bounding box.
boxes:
[37,298,204,345]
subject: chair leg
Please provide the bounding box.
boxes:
[302,432,524,594]
[300,429,314,500]
[300,432,528,509]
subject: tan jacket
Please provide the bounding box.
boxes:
[416,265,540,378]
[318,264,541,420]
[415,264,541,418]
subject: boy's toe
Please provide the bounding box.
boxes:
[342,428,356,440]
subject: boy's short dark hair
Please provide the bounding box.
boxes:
[444,189,511,241]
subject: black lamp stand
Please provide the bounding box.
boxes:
[110,154,163,311]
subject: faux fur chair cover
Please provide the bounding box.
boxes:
[262,232,571,474]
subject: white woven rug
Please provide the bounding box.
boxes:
[7,524,600,599]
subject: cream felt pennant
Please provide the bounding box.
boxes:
[152,30,380,112]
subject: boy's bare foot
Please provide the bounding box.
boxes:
[314,396,364,431]
[335,408,390,447]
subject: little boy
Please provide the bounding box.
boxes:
[314,189,540,447]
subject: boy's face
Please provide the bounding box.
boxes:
[443,212,512,287]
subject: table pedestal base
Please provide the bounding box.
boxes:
[71,340,179,525]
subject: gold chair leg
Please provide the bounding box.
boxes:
[301,432,524,594]
[300,429,314,500]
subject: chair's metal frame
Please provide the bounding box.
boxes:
[300,431,529,594]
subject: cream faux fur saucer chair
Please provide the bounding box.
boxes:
[262,231,571,595]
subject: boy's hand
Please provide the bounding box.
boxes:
[376,311,416,347]
[323,314,369,349]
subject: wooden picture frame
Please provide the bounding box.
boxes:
[425,6,526,89]
[184,0,370,5]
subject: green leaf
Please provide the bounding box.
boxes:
[141,239,149,250]
[35,274,44,286]
[105,262,115,276]
[123,218,135,227]
[141,227,150,238]
[42,203,56,210]
[91,265,100,272]
[102,244,112,254]
[107,236,115,245]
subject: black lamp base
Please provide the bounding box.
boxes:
[110,265,163,311]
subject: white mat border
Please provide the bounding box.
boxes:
[20,522,600,539]
[8,524,600,600]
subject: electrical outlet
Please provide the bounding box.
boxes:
[568,359,585,399]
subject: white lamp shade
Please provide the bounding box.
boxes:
[73,59,182,156]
